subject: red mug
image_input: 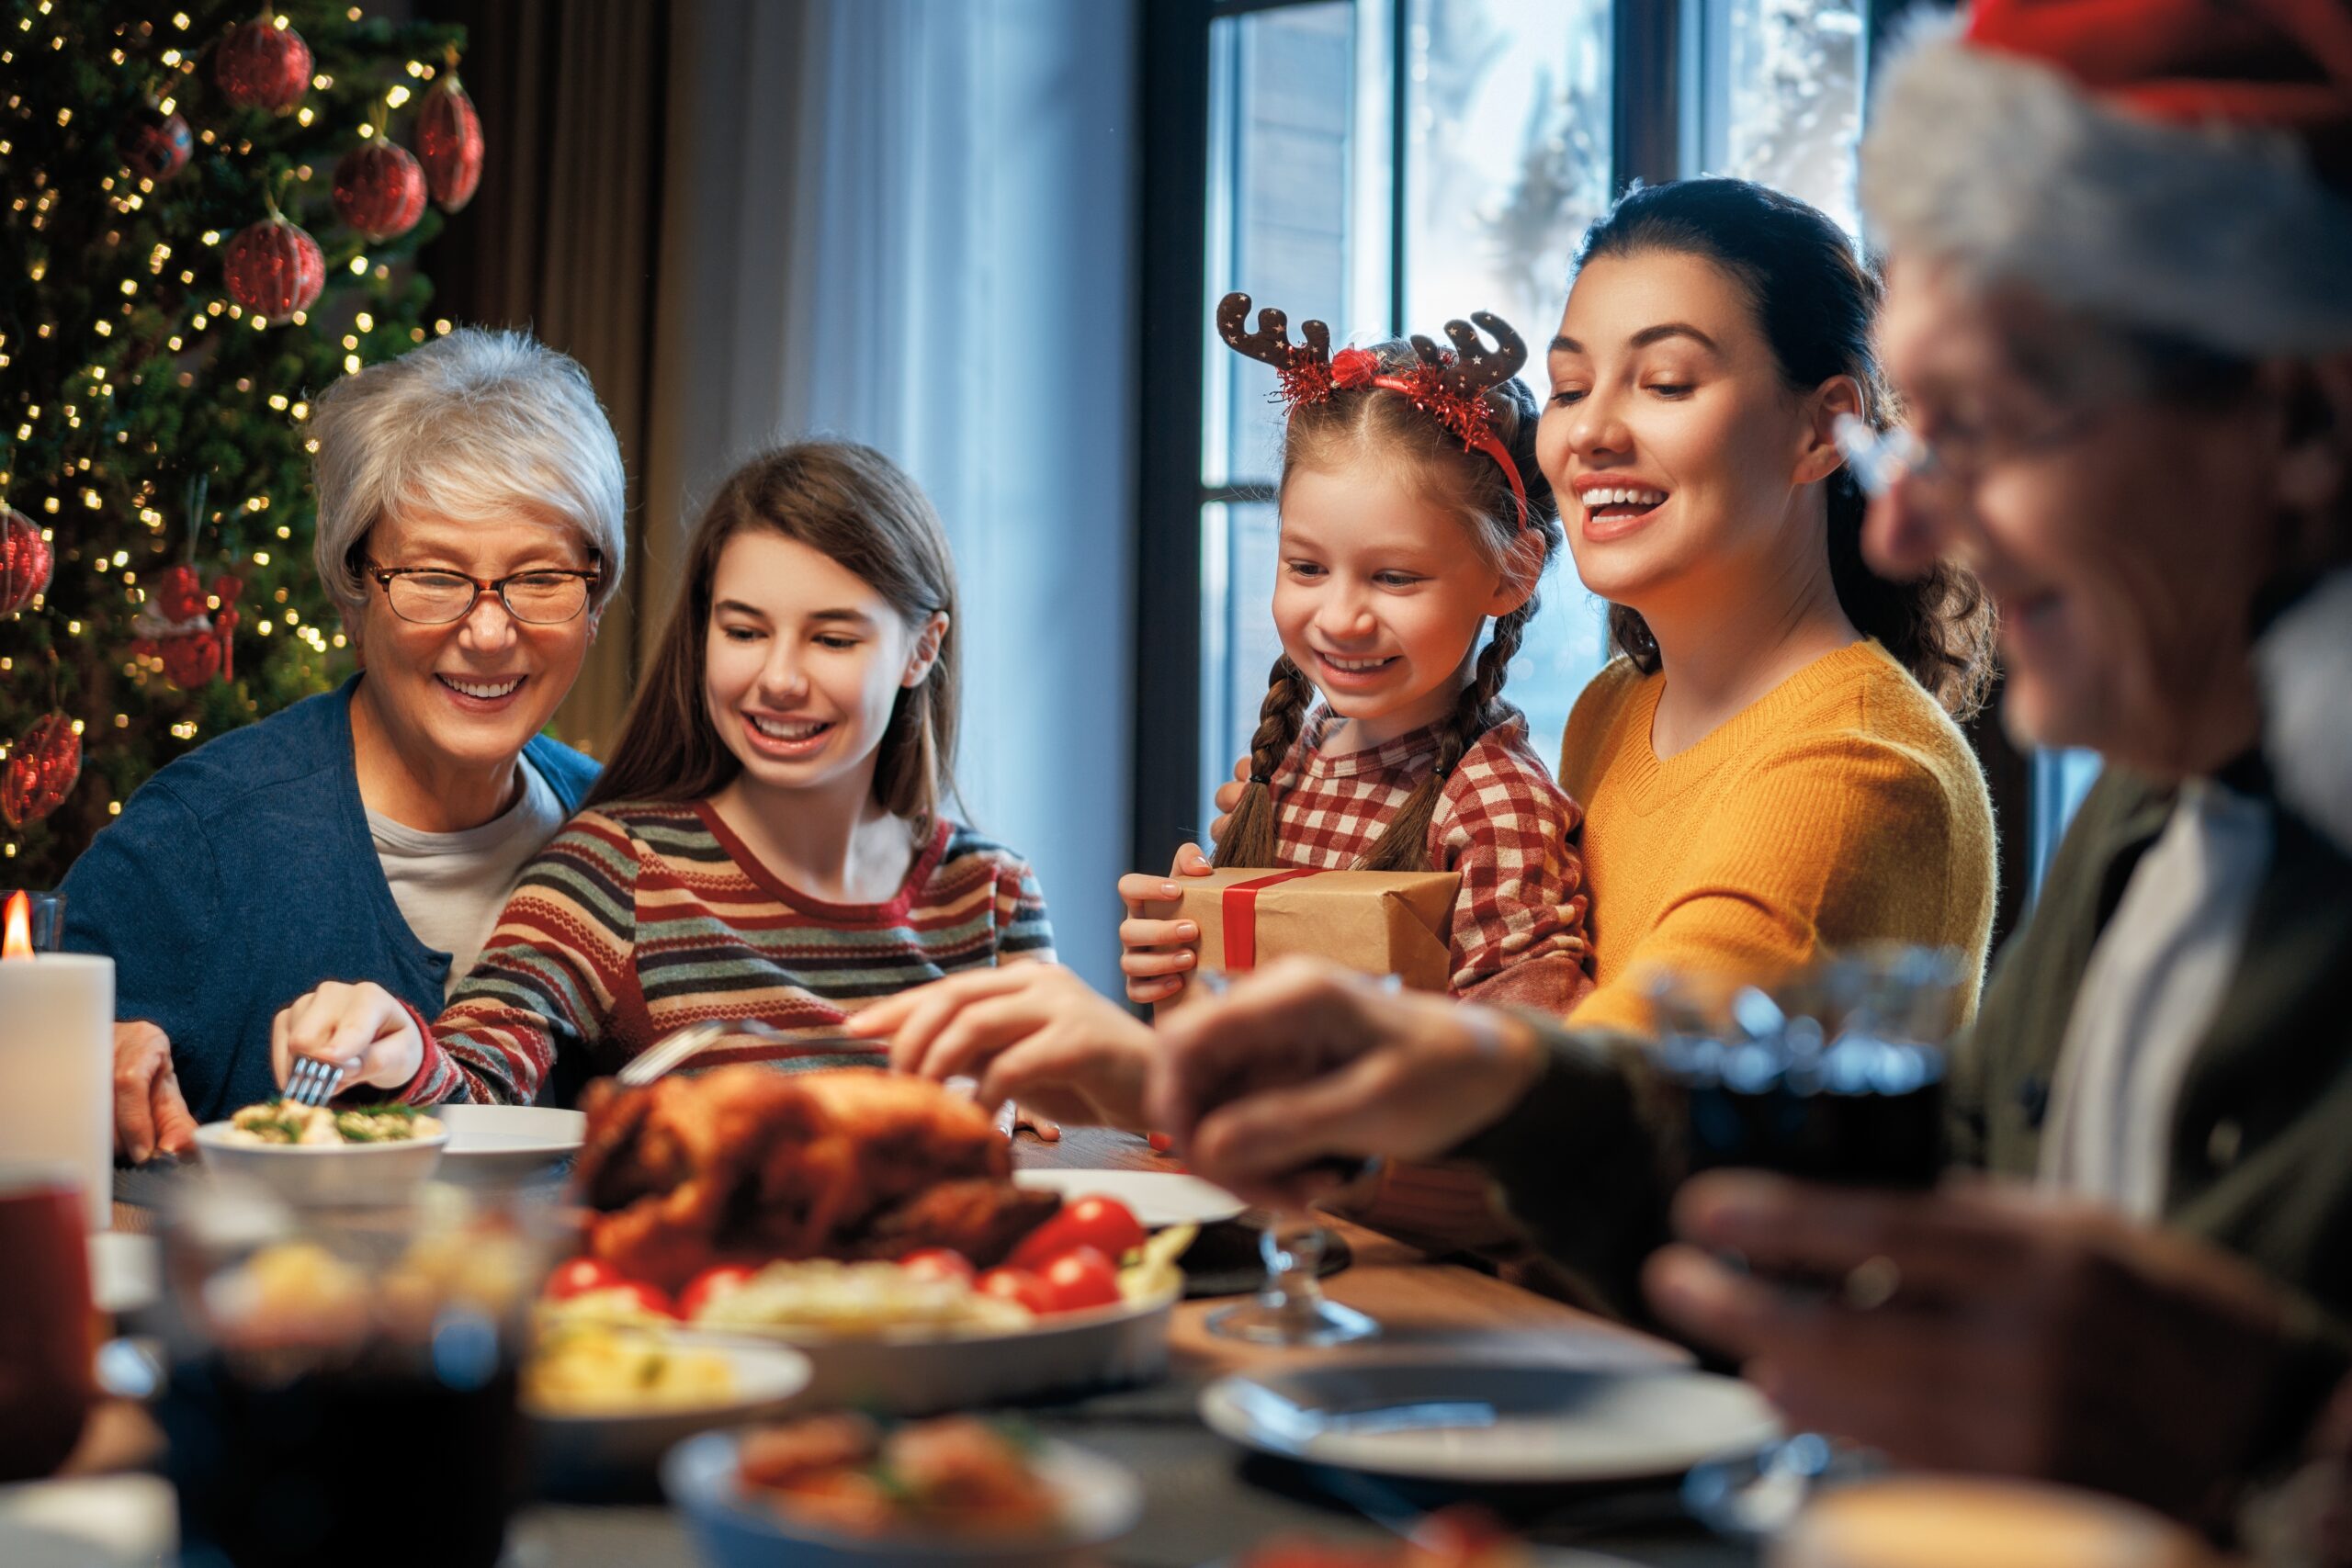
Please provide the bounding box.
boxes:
[0,1168,94,1480]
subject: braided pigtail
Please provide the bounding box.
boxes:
[1212,653,1317,869]
[1354,601,1531,873]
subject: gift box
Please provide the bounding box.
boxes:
[1142,867,1462,992]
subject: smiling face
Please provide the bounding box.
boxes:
[1272,464,1526,747]
[353,507,596,777]
[1535,250,1849,625]
[702,528,946,804]
[1870,258,2278,767]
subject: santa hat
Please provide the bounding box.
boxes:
[1860,0,2352,358]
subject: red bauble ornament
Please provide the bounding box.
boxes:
[154,563,209,623]
[222,216,324,318]
[417,73,484,211]
[215,13,312,113]
[0,508,52,616]
[160,631,223,689]
[333,141,428,242]
[125,109,194,183]
[2,713,81,830]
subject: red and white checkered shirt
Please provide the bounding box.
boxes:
[1259,710,1595,1013]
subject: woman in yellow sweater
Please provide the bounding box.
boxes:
[1546,178,1995,1033]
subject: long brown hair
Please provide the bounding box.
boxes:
[1215,346,1563,872]
[585,442,962,833]
[1577,179,1996,717]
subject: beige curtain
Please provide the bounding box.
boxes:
[434,0,673,754]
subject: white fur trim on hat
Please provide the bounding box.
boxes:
[2258,569,2352,856]
[1861,17,2352,359]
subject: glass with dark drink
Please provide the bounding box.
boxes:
[1653,945,1964,1190]
[0,1166,95,1482]
[155,1181,549,1568]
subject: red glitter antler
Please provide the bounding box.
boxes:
[1216,292,1335,406]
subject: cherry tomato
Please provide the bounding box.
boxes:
[1036,1246,1122,1314]
[898,1247,977,1285]
[1147,1133,1175,1155]
[677,1263,757,1320]
[1009,1196,1150,1270]
[974,1267,1056,1315]
[545,1257,624,1301]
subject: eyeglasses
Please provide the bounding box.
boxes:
[1833,405,2103,502]
[367,564,600,626]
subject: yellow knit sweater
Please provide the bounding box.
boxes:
[1557,639,1996,1034]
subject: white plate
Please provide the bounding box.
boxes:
[1013,1168,1245,1228]
[1199,1358,1781,1483]
[435,1104,586,1182]
[664,1427,1143,1567]
[527,1337,812,1478]
[88,1231,159,1316]
[679,1282,1179,1416]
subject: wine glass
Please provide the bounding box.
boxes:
[1655,946,1964,1536]
[1185,968,1380,1347]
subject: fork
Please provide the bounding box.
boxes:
[618,1018,874,1087]
[285,1054,345,1108]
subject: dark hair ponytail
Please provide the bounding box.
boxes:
[1578,178,1995,718]
[1215,365,1563,872]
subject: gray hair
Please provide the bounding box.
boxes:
[310,328,628,619]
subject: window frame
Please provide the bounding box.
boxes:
[1130,0,2052,950]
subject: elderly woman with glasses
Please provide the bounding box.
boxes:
[62,329,625,1159]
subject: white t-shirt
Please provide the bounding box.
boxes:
[2038,777,2273,1216]
[368,756,571,997]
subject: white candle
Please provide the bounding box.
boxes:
[0,953,115,1231]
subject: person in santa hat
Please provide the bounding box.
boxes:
[1638,0,2352,1542]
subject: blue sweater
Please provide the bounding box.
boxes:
[59,676,598,1121]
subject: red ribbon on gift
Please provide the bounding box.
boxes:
[1221,869,1322,971]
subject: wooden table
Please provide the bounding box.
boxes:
[86,1126,1755,1567]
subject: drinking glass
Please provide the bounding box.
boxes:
[1,889,68,951]
[1186,969,1379,1347]
[1652,946,1966,1536]
[154,1179,556,1568]
[0,1165,95,1481]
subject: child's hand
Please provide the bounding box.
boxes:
[1116,842,1214,1006]
[857,966,1158,1132]
[270,980,425,1094]
[1208,754,1250,843]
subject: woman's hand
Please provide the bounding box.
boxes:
[269,981,426,1095]
[113,1021,198,1164]
[1148,957,1544,1210]
[1115,842,1215,1006]
[1644,1173,2295,1526]
[855,965,1159,1132]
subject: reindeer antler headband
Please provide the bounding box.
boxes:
[1216,291,1532,528]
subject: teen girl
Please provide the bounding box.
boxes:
[268,442,1053,1103]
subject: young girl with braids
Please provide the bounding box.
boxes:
[1125,294,1595,1015]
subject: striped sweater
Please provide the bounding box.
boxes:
[393,799,1055,1105]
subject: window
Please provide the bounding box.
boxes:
[1174,0,1870,839]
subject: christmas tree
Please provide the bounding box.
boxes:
[1,0,481,885]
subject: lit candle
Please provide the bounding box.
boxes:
[0,892,115,1231]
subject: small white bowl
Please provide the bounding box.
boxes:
[191,1121,448,1205]
[663,1426,1143,1567]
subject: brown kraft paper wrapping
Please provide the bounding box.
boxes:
[1141,867,1462,992]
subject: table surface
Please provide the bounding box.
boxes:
[96,1125,1757,1568]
